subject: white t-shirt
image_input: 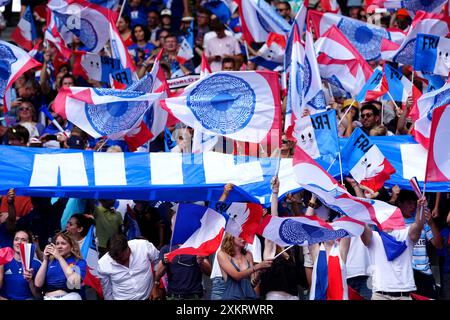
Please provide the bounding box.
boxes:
[204,34,242,72]
[367,228,416,293]
[346,237,371,279]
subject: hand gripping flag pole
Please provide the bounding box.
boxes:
[39,106,68,137]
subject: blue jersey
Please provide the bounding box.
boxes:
[0,258,41,300]
[45,256,87,293]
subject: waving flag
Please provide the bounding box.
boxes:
[320,0,341,13]
[425,105,450,182]
[203,0,232,25]
[53,87,162,139]
[341,128,396,192]
[293,145,405,230]
[177,21,195,64]
[0,247,14,265]
[310,244,328,300]
[392,11,450,66]
[236,0,291,44]
[292,109,340,167]
[162,70,281,143]
[200,51,212,78]
[88,0,119,9]
[355,67,388,103]
[73,52,122,83]
[315,25,373,98]
[257,214,364,247]
[250,32,286,71]
[414,82,450,148]
[309,10,405,61]
[0,40,41,113]
[414,34,450,77]
[166,204,226,261]
[284,3,307,74]
[423,73,446,93]
[11,6,37,51]
[80,225,103,297]
[326,242,348,300]
[383,0,447,16]
[223,202,264,244]
[383,64,419,108]
[109,16,137,76]
[19,243,35,271]
[45,9,72,59]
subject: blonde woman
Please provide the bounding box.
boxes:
[35,232,87,300]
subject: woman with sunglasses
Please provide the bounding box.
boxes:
[15,100,44,141]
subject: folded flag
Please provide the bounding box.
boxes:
[161,71,282,143]
[425,105,450,182]
[53,87,162,139]
[377,229,407,261]
[341,127,396,192]
[11,6,37,51]
[0,247,14,265]
[355,67,388,103]
[293,145,405,230]
[414,34,450,77]
[0,40,41,113]
[19,243,35,271]
[167,204,226,261]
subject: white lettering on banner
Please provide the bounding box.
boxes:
[167,75,200,89]
[150,153,184,184]
[203,152,264,185]
[93,153,127,186]
[400,143,427,181]
[29,153,88,187]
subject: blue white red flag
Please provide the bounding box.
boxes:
[250,32,286,71]
[315,25,373,98]
[383,64,419,107]
[88,0,119,10]
[236,0,291,44]
[53,87,162,139]
[284,3,307,74]
[392,11,450,66]
[0,40,41,112]
[320,0,341,13]
[414,34,450,77]
[223,202,264,244]
[177,21,195,64]
[309,243,328,300]
[425,105,450,182]
[11,6,37,51]
[355,67,388,103]
[80,225,103,298]
[309,10,405,61]
[73,52,122,83]
[293,145,405,230]
[162,71,282,143]
[256,214,364,247]
[326,242,348,300]
[341,127,396,192]
[414,82,450,149]
[203,0,232,25]
[166,204,226,261]
[19,243,35,271]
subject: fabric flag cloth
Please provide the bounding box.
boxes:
[203,0,232,25]
[320,0,341,13]
[292,109,340,168]
[293,145,405,230]
[355,67,388,103]
[341,128,396,192]
[309,243,328,300]
[53,87,162,139]
[19,243,35,271]
[382,0,447,16]
[0,247,14,265]
[414,82,450,149]
[250,32,286,71]
[256,214,364,247]
[284,3,307,74]
[309,10,405,61]
[88,0,119,10]
[327,242,348,300]
[223,202,264,244]
[391,11,450,66]
[425,105,450,182]
[315,25,373,98]
[377,229,407,261]
[414,34,450,77]
[0,40,41,113]
[177,21,194,64]
[166,204,226,261]
[236,0,291,44]
[80,225,103,297]
[73,52,122,83]
[383,64,419,108]
[45,9,72,59]
[161,70,281,143]
[0,0,11,6]
[422,73,446,93]
[11,6,37,51]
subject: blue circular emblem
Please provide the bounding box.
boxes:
[187,74,256,135]
[93,88,145,98]
[295,62,305,97]
[337,18,388,61]
[279,219,349,245]
[55,13,98,52]
[85,99,149,136]
[0,43,17,97]
[304,57,312,96]
[393,38,416,65]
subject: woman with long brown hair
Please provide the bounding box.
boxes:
[34,232,87,300]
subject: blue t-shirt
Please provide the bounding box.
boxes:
[0,258,41,300]
[128,42,156,63]
[45,256,87,293]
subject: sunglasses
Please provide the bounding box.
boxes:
[361,113,373,119]
[18,107,32,111]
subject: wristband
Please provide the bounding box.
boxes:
[154,280,160,286]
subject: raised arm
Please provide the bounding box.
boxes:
[408,197,427,244]
[360,224,373,247]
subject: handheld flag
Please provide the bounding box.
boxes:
[355,67,388,103]
[224,202,264,244]
[80,225,103,297]
[11,6,37,51]
[19,242,35,271]
[414,34,450,77]
[250,32,286,71]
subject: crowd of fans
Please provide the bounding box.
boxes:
[0,0,449,301]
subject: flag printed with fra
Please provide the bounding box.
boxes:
[341,127,396,192]
[414,34,450,77]
[111,68,133,87]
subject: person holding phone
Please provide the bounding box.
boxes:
[34,232,87,300]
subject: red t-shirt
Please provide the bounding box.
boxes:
[0,196,33,219]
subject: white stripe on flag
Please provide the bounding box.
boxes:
[400,143,427,181]
[150,153,183,185]
[93,153,127,185]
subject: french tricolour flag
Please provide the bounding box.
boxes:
[250,32,286,71]
[284,3,307,74]
[383,64,420,109]
[310,243,328,300]
[355,67,388,103]
[236,0,291,44]
[19,243,35,271]
[293,145,405,231]
[166,204,227,262]
[224,202,264,244]
[11,6,37,51]
[315,25,373,98]
[425,105,450,182]
[414,34,450,77]
[0,40,41,113]
[341,127,396,192]
[80,225,103,297]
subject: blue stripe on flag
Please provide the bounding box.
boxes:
[182,153,205,185]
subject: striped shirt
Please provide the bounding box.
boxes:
[404,217,433,275]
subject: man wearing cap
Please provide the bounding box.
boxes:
[160,8,173,32]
